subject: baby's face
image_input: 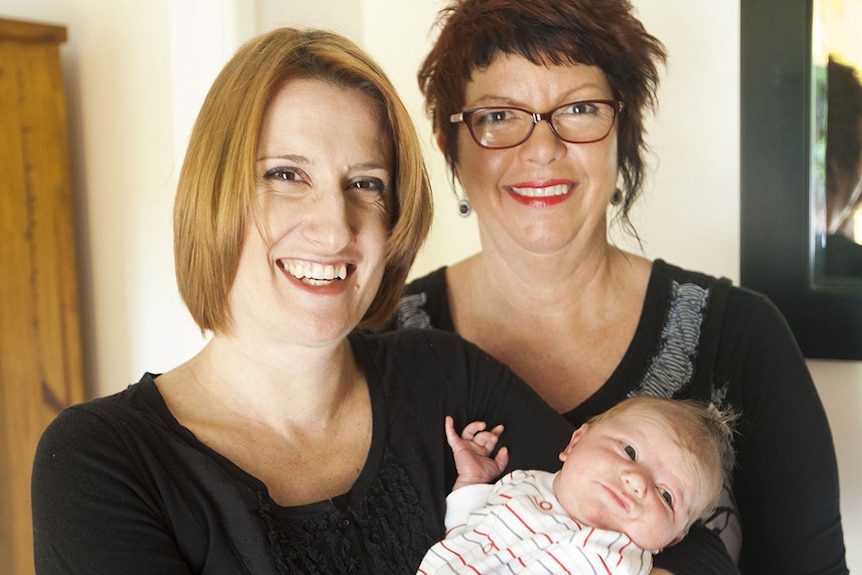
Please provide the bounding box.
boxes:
[553,406,708,551]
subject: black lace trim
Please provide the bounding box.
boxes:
[257,448,436,574]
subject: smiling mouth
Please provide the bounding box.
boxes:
[509,183,572,198]
[278,260,350,286]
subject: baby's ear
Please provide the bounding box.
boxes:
[558,424,589,462]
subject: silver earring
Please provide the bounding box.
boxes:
[457,198,472,217]
[610,188,623,206]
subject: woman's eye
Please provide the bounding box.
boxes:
[263,167,304,182]
[348,178,387,194]
[475,109,516,126]
[624,445,637,460]
[561,102,599,116]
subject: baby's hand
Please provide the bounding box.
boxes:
[445,416,509,490]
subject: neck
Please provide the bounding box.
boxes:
[181,332,360,430]
[474,235,637,313]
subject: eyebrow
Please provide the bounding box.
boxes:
[254,156,390,176]
[255,154,308,164]
[350,161,390,172]
[466,83,611,109]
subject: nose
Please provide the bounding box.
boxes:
[621,469,647,499]
[303,188,353,251]
[519,117,565,164]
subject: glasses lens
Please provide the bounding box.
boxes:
[552,101,616,143]
[468,108,533,148]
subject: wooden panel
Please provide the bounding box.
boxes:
[0,18,66,44]
[0,18,83,575]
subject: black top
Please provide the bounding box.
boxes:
[31,329,574,574]
[394,260,848,575]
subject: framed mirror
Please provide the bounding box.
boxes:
[741,0,862,360]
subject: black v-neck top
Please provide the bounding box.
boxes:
[393,260,847,575]
[32,329,573,574]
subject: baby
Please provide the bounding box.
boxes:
[418,396,735,575]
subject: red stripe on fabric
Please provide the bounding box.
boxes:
[547,551,573,575]
[503,547,528,569]
[503,503,538,534]
[617,538,633,566]
[439,540,482,574]
[503,503,556,545]
[597,554,613,575]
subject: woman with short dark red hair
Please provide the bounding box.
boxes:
[394,1,849,574]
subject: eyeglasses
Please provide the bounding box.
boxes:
[450,99,624,150]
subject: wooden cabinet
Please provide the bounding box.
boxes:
[0,17,84,575]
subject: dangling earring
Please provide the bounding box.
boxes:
[451,170,471,217]
[610,188,623,206]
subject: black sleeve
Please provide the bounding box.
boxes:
[653,526,740,574]
[724,292,848,574]
[382,329,575,485]
[31,407,194,575]
[433,331,575,475]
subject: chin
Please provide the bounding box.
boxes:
[289,315,356,345]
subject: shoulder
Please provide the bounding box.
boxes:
[489,471,561,513]
[653,259,776,318]
[39,379,147,439]
[721,283,803,364]
[652,259,731,291]
[404,266,448,295]
[32,376,172,511]
[655,260,802,365]
[659,259,788,319]
[496,469,554,489]
[350,328,495,379]
[403,266,448,296]
[352,326,479,353]
[34,374,171,468]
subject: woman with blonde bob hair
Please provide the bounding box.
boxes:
[32,27,573,573]
[175,27,431,334]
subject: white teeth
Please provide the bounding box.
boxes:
[510,184,571,197]
[282,261,348,284]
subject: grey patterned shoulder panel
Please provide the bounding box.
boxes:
[627,280,711,399]
[395,293,433,329]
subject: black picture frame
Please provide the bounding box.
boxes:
[740,0,862,360]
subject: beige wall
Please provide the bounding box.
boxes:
[3,0,860,569]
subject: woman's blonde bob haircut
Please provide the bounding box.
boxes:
[174,28,432,334]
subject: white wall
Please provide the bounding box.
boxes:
[2,0,859,569]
